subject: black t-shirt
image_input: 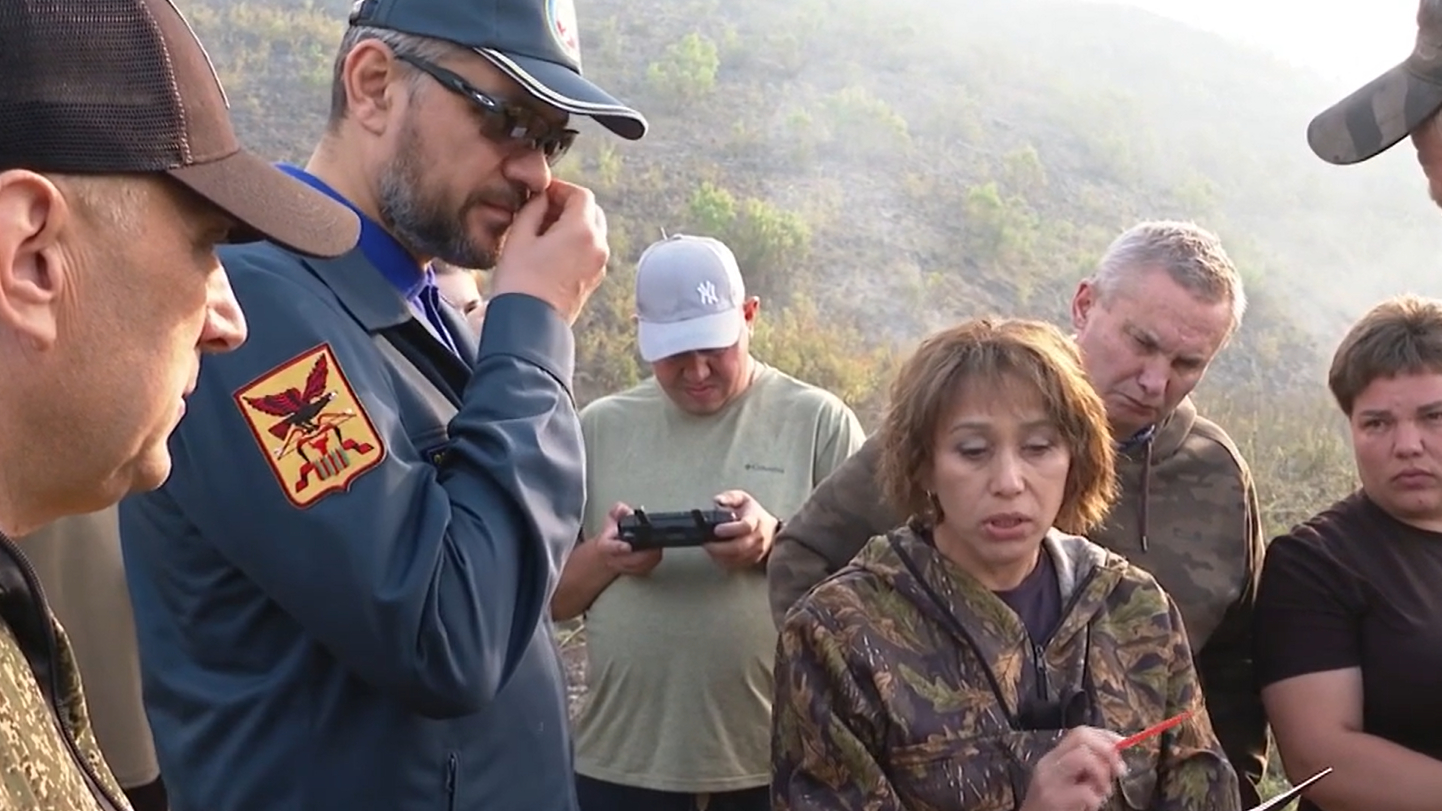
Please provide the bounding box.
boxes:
[1255,491,1442,809]
[995,547,1062,644]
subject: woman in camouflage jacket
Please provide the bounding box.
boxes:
[771,318,1240,811]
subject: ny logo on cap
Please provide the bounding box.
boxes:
[697,281,719,306]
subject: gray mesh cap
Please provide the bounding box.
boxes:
[634,235,747,363]
[349,0,647,140]
[0,0,360,257]
[1308,0,1442,164]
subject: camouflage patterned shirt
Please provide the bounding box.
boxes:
[766,396,1269,804]
[0,533,131,811]
[771,525,1241,811]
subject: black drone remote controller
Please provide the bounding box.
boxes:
[617,508,737,550]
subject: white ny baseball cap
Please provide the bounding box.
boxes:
[634,234,747,363]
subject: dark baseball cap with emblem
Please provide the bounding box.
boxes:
[0,0,360,257]
[349,0,648,141]
[1308,0,1442,164]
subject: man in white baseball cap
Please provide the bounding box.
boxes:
[634,234,749,369]
[551,233,865,811]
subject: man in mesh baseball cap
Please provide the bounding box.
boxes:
[1308,0,1442,206]
[0,1,360,810]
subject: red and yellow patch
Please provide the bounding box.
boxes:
[233,342,385,508]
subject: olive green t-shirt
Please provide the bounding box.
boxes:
[573,363,866,792]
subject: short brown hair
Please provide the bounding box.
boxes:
[877,317,1118,535]
[1328,294,1442,416]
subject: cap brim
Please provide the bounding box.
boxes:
[1308,59,1442,165]
[166,149,361,258]
[637,310,744,363]
[475,48,648,141]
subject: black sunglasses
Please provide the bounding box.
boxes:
[395,53,578,165]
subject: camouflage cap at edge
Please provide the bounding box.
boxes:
[1308,0,1442,165]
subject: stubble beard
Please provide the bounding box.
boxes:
[376,122,513,270]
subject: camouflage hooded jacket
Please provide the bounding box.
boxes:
[767,397,1268,804]
[772,525,1240,811]
[0,531,131,811]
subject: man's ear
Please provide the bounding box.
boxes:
[341,39,410,137]
[1070,279,1096,333]
[742,296,760,325]
[0,170,68,350]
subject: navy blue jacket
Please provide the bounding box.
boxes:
[117,239,582,811]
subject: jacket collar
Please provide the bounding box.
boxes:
[259,167,480,362]
[858,525,1124,653]
[275,165,429,299]
[298,248,414,334]
[1116,396,1198,464]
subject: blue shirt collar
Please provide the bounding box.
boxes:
[275,163,431,300]
[1117,423,1156,453]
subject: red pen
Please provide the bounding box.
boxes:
[1115,710,1195,750]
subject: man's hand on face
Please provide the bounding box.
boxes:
[703,490,778,571]
[490,179,609,325]
[592,502,663,577]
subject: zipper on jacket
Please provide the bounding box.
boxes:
[446,752,458,811]
[0,531,123,811]
[1040,567,1099,651]
[1030,639,1050,702]
[1022,565,1100,704]
[1032,567,1099,727]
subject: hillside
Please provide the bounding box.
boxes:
[173,0,1383,517]
[180,0,1441,405]
[183,3,1377,427]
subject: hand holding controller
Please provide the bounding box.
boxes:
[617,508,737,551]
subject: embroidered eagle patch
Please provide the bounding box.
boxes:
[233,343,385,508]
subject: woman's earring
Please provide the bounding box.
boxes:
[927,490,944,523]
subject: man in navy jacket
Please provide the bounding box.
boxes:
[117,1,647,809]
